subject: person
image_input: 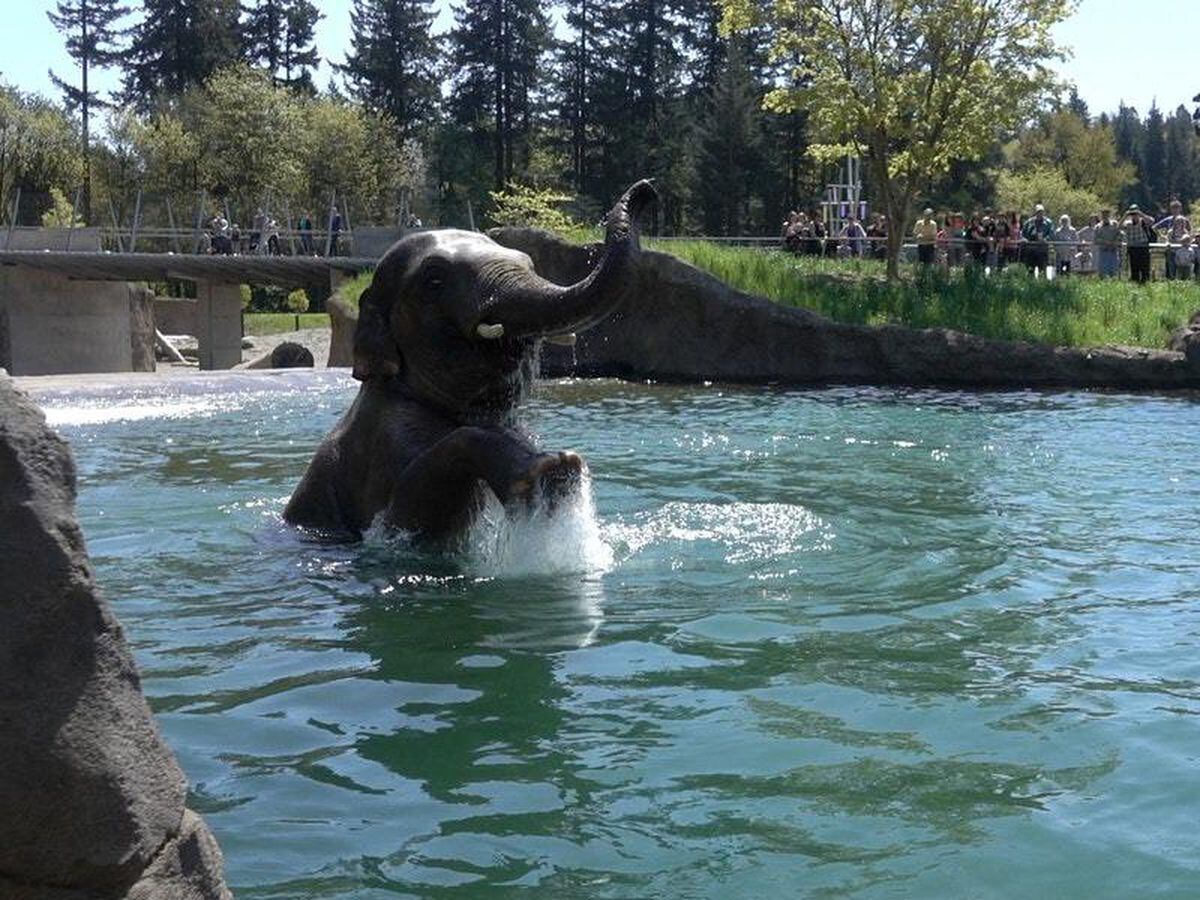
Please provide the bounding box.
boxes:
[840,217,866,258]
[1076,214,1099,275]
[1021,204,1053,277]
[1122,204,1155,283]
[913,208,938,265]
[251,208,267,252]
[1155,200,1191,278]
[1054,214,1079,276]
[966,213,988,267]
[298,212,314,255]
[1003,212,1022,268]
[1093,210,1122,278]
[1174,234,1196,280]
[328,205,342,257]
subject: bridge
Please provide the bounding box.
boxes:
[0,232,385,376]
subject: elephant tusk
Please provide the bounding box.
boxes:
[476,323,505,340]
[545,333,577,346]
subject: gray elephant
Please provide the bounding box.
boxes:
[284,180,655,540]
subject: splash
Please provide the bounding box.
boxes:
[461,472,614,578]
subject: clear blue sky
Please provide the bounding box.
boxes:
[1,0,1195,119]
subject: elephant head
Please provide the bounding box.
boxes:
[352,180,656,422]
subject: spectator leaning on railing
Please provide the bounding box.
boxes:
[1054,214,1079,276]
[1155,199,1191,279]
[1174,234,1197,280]
[913,208,939,264]
[1021,204,1054,277]
[1122,205,1157,284]
[1093,210,1122,279]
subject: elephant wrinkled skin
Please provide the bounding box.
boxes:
[284,180,655,540]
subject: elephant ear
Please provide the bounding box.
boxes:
[351,283,403,381]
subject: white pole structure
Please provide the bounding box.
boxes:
[341,196,353,256]
[466,197,476,231]
[107,197,125,252]
[284,202,297,256]
[165,196,183,254]
[324,190,336,257]
[193,189,206,254]
[5,186,21,249]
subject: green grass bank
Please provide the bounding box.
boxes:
[319,239,1200,350]
[243,312,330,335]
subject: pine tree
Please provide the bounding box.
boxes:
[1143,103,1166,208]
[1111,104,1145,207]
[122,0,241,108]
[1164,105,1197,206]
[340,0,440,137]
[693,41,760,234]
[242,0,322,92]
[448,0,552,189]
[47,0,129,221]
[556,0,596,193]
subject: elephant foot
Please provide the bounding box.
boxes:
[510,451,585,513]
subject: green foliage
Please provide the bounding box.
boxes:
[123,0,241,106]
[283,288,310,313]
[0,85,83,224]
[1008,108,1134,206]
[331,271,373,312]
[488,184,581,232]
[721,0,1072,276]
[650,241,1200,349]
[242,0,322,92]
[40,186,84,226]
[242,312,329,334]
[239,284,252,309]
[995,167,1104,223]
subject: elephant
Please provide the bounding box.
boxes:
[283,180,656,541]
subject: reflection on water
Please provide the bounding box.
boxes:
[35,373,1200,898]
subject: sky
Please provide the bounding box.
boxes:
[0,0,1196,120]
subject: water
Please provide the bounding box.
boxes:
[41,372,1200,898]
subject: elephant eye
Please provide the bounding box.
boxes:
[422,263,448,293]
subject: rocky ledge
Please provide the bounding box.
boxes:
[489,227,1200,391]
[0,372,232,899]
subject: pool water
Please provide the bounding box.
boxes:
[42,372,1200,898]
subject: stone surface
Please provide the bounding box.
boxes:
[129,286,156,373]
[0,373,231,898]
[327,293,356,368]
[270,340,315,368]
[488,227,1200,391]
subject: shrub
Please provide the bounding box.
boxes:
[283,289,310,313]
[488,183,582,232]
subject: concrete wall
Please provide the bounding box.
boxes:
[1,227,102,251]
[193,281,243,370]
[155,297,198,335]
[0,267,137,376]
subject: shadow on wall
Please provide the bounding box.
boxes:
[0,373,232,899]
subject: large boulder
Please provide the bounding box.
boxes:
[0,373,231,899]
[327,293,356,368]
[489,227,1200,391]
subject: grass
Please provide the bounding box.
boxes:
[243,312,330,335]
[645,241,1200,349]
[296,236,1200,350]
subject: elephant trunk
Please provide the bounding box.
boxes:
[474,180,656,340]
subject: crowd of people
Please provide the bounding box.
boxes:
[201,205,343,257]
[781,200,1200,282]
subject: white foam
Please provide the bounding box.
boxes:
[43,397,227,426]
[462,472,614,578]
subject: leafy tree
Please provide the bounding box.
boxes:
[0,86,83,225]
[123,0,241,109]
[41,186,86,226]
[1010,108,1134,206]
[721,0,1071,277]
[995,166,1104,224]
[47,0,129,221]
[487,182,581,231]
[340,0,440,136]
[242,0,322,92]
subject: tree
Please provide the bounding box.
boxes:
[1164,105,1197,206]
[996,166,1103,225]
[0,86,83,225]
[721,0,1071,278]
[242,0,322,92]
[448,0,552,189]
[47,0,129,221]
[1142,103,1166,207]
[122,0,241,108]
[1010,108,1134,207]
[340,0,441,137]
[693,41,761,234]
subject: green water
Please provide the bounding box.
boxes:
[42,372,1200,898]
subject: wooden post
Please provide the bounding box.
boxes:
[129,187,143,253]
[107,196,125,252]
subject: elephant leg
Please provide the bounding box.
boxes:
[385,427,585,536]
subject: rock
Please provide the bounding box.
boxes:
[488,226,1200,391]
[327,293,356,368]
[1167,325,1200,352]
[241,336,255,350]
[270,341,315,368]
[129,285,156,372]
[0,373,231,899]
[1183,330,1200,366]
